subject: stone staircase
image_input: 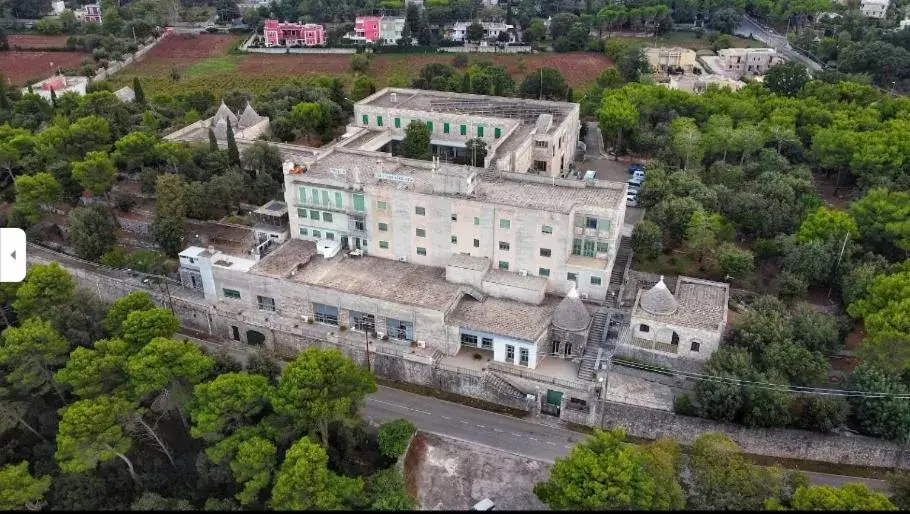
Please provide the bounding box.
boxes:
[483,370,528,401]
[606,235,633,307]
[577,310,610,380]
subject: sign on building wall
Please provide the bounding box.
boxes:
[374,172,414,183]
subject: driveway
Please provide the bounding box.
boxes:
[579,121,645,228]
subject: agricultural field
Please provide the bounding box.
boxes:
[7,34,71,49]
[0,50,89,86]
[610,31,766,52]
[106,33,613,100]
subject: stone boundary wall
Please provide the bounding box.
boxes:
[25,244,910,470]
[438,45,532,54]
[92,33,169,82]
[599,400,910,470]
[244,46,357,54]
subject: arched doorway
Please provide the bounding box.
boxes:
[246,329,265,346]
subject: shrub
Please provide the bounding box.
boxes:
[378,419,417,459]
[452,54,468,68]
[673,394,697,416]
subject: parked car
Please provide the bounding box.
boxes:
[583,170,597,182]
[626,187,639,207]
[628,163,645,174]
[627,175,643,188]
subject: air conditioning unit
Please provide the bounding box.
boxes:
[376,331,385,339]
[302,315,310,322]
[417,340,427,348]
[518,269,528,277]
[398,257,408,263]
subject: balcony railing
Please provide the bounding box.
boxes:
[487,361,594,392]
[630,337,679,355]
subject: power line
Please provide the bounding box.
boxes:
[531,351,910,399]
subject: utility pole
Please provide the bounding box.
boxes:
[364,317,373,372]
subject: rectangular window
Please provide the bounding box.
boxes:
[498,241,510,251]
[257,295,276,311]
[394,117,400,128]
[451,213,457,221]
[591,276,602,286]
[498,261,509,270]
[481,337,493,350]
[567,272,577,282]
[539,267,550,277]
[326,232,335,240]
[387,318,414,340]
[353,194,365,212]
[597,219,611,231]
[377,115,383,127]
[494,127,501,139]
[461,333,478,347]
[321,190,330,206]
[297,208,308,218]
[426,120,433,132]
[540,248,551,257]
[334,192,342,208]
[298,186,307,203]
[416,228,426,237]
[444,122,450,134]
[460,124,467,136]
[322,212,333,223]
[534,160,547,171]
[355,219,365,231]
[596,242,609,253]
[451,235,457,244]
[473,238,480,248]
[415,206,426,216]
[377,200,388,210]
[310,209,319,220]
[378,222,388,232]
[416,247,427,256]
[223,288,241,299]
[499,219,510,229]
[312,230,321,238]
[351,312,375,332]
[506,344,515,362]
[583,240,596,257]
[231,326,240,341]
[585,216,598,229]
[299,227,309,236]
[477,126,484,138]
[519,348,529,366]
[572,238,582,256]
[379,240,389,249]
[313,303,339,325]
[362,114,369,125]
[311,188,319,204]
[542,225,553,234]
[473,216,480,226]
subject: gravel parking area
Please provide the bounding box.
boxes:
[405,432,551,511]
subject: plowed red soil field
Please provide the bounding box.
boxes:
[0,51,88,85]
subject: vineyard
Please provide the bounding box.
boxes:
[105,34,613,100]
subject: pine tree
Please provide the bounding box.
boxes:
[226,120,240,166]
[49,87,57,108]
[133,77,145,104]
[208,128,218,152]
[566,87,574,102]
[0,74,9,109]
[461,73,470,93]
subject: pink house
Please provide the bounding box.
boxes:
[354,16,382,42]
[263,19,326,47]
[84,3,102,23]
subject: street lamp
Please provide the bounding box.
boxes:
[598,376,606,429]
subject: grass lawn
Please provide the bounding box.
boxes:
[183,56,239,78]
[611,31,767,52]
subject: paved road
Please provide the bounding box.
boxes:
[735,16,822,72]
[178,336,891,492]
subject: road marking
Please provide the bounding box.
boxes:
[476,424,486,429]
[460,420,469,424]
[546,441,556,446]
[492,428,503,433]
[510,432,522,437]
[528,437,538,441]
[564,444,573,449]
[441,416,451,420]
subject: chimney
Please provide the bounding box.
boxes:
[282,161,294,174]
[390,92,398,103]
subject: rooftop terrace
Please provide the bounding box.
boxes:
[447,295,558,342]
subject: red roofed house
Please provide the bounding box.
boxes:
[353,16,382,42]
[263,20,326,47]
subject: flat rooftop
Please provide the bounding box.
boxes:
[478,179,625,213]
[447,295,558,342]
[250,239,317,277]
[361,88,576,128]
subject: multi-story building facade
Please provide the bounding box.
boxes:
[263,20,326,47]
[351,88,580,177]
[448,21,514,42]
[860,0,889,18]
[346,16,406,44]
[717,48,783,77]
[645,46,697,72]
[84,3,102,23]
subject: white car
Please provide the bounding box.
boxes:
[626,188,639,207]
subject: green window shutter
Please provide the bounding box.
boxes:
[597,219,611,231]
[460,124,467,136]
[298,186,307,202]
[297,208,307,218]
[379,240,389,249]
[334,192,343,208]
[310,209,319,219]
[444,122,450,134]
[394,118,401,128]
[499,219,510,229]
[377,116,383,127]
[539,268,550,277]
[473,217,480,226]
[427,121,433,131]
[311,188,319,204]
[353,194,365,212]
[362,114,369,125]
[321,190,330,205]
[494,127,501,138]
[323,212,333,222]
[596,242,609,253]
[477,126,484,137]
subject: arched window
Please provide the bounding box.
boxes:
[639,324,650,333]
[671,331,680,345]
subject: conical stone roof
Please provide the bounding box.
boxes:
[211,101,238,127]
[238,102,262,128]
[552,283,592,332]
[639,276,678,316]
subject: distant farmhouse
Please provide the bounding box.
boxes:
[263,20,326,47]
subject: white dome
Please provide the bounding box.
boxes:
[639,276,678,316]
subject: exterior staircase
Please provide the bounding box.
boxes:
[577,310,610,380]
[606,235,633,307]
[483,371,528,401]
